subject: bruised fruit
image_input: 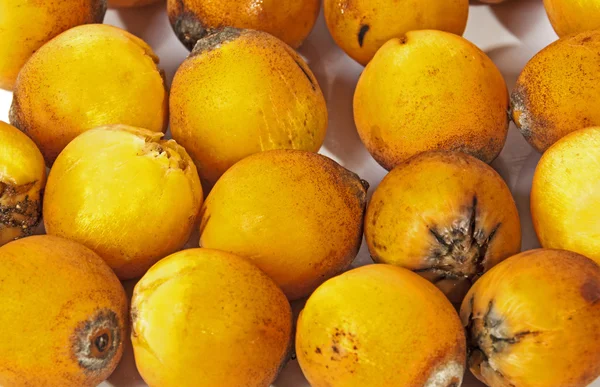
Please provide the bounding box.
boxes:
[131,248,292,387]
[511,30,600,152]
[461,249,600,387]
[170,28,327,187]
[296,264,466,386]
[324,0,468,65]
[531,127,600,265]
[167,0,320,50]
[199,150,367,300]
[544,0,600,37]
[0,235,128,386]
[10,24,168,165]
[0,121,45,247]
[354,30,509,170]
[44,125,203,280]
[109,0,161,7]
[0,0,106,90]
[365,151,521,303]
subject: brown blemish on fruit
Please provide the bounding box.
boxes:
[581,280,600,304]
[91,0,108,22]
[358,24,369,47]
[72,309,121,374]
[191,27,242,57]
[0,181,41,242]
[293,57,317,91]
[172,7,210,51]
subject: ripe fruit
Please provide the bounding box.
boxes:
[511,30,600,153]
[131,248,292,387]
[296,264,466,386]
[461,249,600,387]
[10,24,168,165]
[0,121,46,246]
[167,0,320,50]
[0,235,128,386]
[170,28,327,187]
[0,0,106,90]
[199,150,368,300]
[544,0,600,37]
[354,30,509,170]
[365,152,521,303]
[44,125,203,280]
[109,0,161,7]
[324,0,468,65]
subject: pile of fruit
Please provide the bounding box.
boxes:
[1,0,599,386]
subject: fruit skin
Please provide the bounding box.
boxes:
[199,149,368,300]
[43,125,203,280]
[0,121,46,246]
[365,151,521,303]
[460,249,600,387]
[324,0,468,66]
[354,30,509,171]
[544,0,600,37]
[0,0,106,91]
[131,248,292,387]
[296,264,466,386]
[531,127,600,265]
[109,0,161,7]
[0,235,128,387]
[10,24,168,165]
[170,28,327,187]
[511,30,600,153]
[167,0,320,50]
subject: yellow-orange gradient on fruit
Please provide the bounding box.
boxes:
[10,24,168,165]
[167,0,320,50]
[296,264,466,386]
[511,30,600,153]
[0,235,128,387]
[460,249,600,387]
[354,30,509,171]
[544,0,600,37]
[170,28,327,187]
[0,121,46,246]
[109,0,161,7]
[131,248,292,387]
[531,128,600,265]
[365,152,521,303]
[44,125,203,280]
[0,0,106,90]
[199,150,367,300]
[324,0,468,65]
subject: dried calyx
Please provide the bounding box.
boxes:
[72,309,121,374]
[0,180,41,245]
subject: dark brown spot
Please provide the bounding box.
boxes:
[358,24,370,47]
[72,309,121,373]
[315,347,322,354]
[190,27,242,56]
[91,0,107,23]
[581,280,600,304]
[332,345,339,353]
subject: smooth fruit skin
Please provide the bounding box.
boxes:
[167,0,320,50]
[0,121,46,246]
[511,30,600,153]
[544,0,600,37]
[10,24,168,165]
[109,0,161,7]
[44,125,203,280]
[365,152,521,303]
[531,127,600,265]
[354,30,509,171]
[0,235,128,387]
[170,28,327,187]
[199,150,368,300]
[296,264,466,386]
[0,0,106,90]
[324,0,468,66]
[460,249,600,387]
[131,248,292,387]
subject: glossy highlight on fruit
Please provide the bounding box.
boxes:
[544,0,600,37]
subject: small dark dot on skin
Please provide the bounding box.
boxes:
[95,333,109,353]
[332,345,340,353]
[315,347,322,354]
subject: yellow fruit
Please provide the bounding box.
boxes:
[0,0,106,90]
[460,249,600,387]
[0,121,46,246]
[296,264,466,386]
[170,28,327,187]
[167,0,320,50]
[324,0,468,65]
[110,0,161,7]
[365,152,521,303]
[511,30,600,152]
[0,235,128,387]
[544,0,600,37]
[10,24,168,165]
[354,30,509,170]
[199,150,367,300]
[44,125,203,280]
[131,248,292,387]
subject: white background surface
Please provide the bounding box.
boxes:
[1,0,598,386]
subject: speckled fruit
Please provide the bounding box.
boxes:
[109,0,161,7]
[544,0,600,37]
[354,30,509,170]
[0,235,128,387]
[461,249,600,387]
[170,28,327,187]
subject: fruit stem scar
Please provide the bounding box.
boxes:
[358,25,370,47]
